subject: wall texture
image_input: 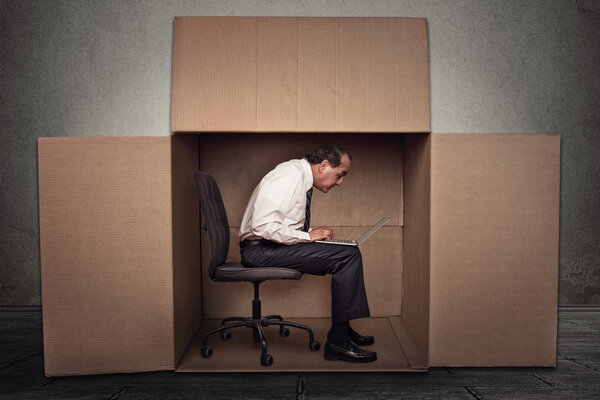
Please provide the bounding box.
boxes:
[1,0,599,305]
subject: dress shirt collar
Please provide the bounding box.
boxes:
[300,158,314,192]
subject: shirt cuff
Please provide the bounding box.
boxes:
[297,231,311,242]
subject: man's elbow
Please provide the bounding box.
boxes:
[250,224,269,240]
[250,221,284,242]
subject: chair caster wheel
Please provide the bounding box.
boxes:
[261,354,273,366]
[201,347,213,358]
[279,327,290,337]
[310,340,321,351]
[221,329,232,341]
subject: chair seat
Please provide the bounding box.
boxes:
[214,262,302,282]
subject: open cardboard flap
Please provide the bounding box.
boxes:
[38,137,175,376]
[171,17,430,133]
[428,133,560,367]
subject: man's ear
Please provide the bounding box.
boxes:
[318,160,329,173]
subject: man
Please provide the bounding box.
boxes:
[239,143,376,363]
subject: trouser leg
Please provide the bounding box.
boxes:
[240,241,370,323]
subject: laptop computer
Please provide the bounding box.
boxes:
[316,217,391,246]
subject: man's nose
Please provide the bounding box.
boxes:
[336,177,344,186]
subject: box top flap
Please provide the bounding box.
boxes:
[171,17,430,133]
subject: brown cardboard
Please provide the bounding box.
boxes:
[388,316,428,370]
[171,17,430,133]
[171,134,201,366]
[199,133,404,228]
[429,134,560,366]
[402,133,431,366]
[37,132,561,375]
[257,18,299,130]
[38,137,174,376]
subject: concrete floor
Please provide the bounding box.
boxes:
[1,310,599,399]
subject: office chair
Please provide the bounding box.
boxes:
[195,171,321,366]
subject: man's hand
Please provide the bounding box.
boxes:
[309,226,335,242]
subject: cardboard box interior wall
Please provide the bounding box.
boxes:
[37,16,560,376]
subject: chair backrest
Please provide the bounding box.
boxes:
[195,171,230,280]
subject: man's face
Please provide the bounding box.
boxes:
[314,154,351,193]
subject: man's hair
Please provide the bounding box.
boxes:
[304,143,352,168]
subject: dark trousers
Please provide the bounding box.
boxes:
[240,241,371,323]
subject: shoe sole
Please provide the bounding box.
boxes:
[324,351,377,363]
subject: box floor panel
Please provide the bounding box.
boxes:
[176,317,421,372]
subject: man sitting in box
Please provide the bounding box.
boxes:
[239,143,376,363]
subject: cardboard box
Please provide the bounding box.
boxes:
[38,132,559,375]
[38,17,560,376]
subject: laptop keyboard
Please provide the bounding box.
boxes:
[330,238,354,244]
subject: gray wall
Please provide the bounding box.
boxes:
[1,0,599,306]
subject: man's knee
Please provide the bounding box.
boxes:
[345,246,362,263]
[333,246,363,273]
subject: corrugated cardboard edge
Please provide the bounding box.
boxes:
[402,133,431,367]
[171,135,202,368]
[389,316,428,370]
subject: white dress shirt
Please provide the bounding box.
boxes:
[239,159,313,244]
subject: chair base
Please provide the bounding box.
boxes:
[201,314,321,366]
[201,282,321,366]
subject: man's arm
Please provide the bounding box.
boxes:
[250,220,311,244]
[252,222,335,243]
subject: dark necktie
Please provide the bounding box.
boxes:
[302,188,313,232]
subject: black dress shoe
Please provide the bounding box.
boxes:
[349,328,375,346]
[324,342,377,363]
